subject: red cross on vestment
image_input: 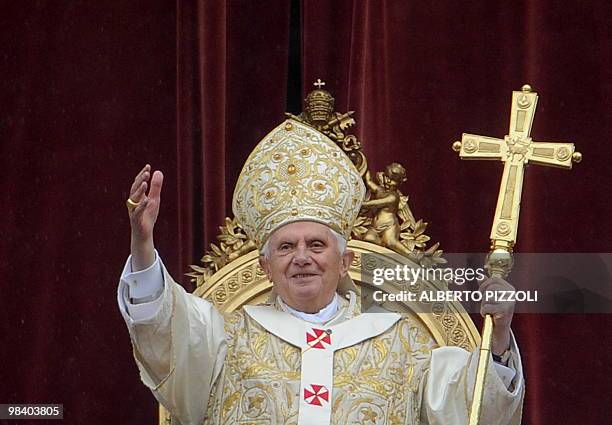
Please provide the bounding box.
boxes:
[304,384,329,406]
[305,328,331,350]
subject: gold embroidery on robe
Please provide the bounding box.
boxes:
[204,297,436,425]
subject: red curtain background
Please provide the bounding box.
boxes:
[1,2,178,423]
[1,1,610,424]
[176,0,291,281]
[1,1,289,424]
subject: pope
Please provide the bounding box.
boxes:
[119,119,524,425]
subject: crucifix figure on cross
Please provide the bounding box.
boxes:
[452,84,582,425]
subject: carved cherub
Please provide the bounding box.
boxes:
[360,163,416,256]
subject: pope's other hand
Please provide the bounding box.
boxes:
[479,276,515,355]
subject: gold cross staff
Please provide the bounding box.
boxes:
[452,84,582,425]
[453,84,582,251]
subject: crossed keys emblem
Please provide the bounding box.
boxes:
[304,384,329,406]
[304,328,332,352]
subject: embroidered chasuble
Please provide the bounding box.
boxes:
[123,266,524,425]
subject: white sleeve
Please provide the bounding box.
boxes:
[118,254,227,425]
[118,251,165,321]
[493,360,516,389]
[421,334,524,425]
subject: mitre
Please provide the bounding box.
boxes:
[232,118,366,247]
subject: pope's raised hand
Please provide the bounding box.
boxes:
[127,164,164,270]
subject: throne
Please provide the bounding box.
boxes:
[158,83,481,424]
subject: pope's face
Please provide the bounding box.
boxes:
[259,221,353,313]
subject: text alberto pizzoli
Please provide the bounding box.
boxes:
[370,266,538,303]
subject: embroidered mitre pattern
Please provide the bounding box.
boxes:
[232,119,366,246]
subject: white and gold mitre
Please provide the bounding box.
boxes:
[232,119,366,246]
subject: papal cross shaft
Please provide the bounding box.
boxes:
[452,84,582,252]
[452,84,581,425]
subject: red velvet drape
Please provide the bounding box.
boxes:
[176,0,291,285]
[303,1,612,424]
[2,1,610,425]
[1,1,289,424]
[1,3,178,423]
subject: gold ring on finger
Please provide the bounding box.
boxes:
[126,198,140,211]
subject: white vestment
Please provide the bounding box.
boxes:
[118,257,524,425]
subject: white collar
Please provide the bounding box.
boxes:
[277,293,339,324]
